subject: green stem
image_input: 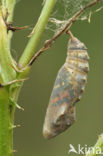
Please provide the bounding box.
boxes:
[6,0,16,47]
[9,85,22,156]
[1,0,16,47]
[0,4,16,155]
[0,5,16,84]
[0,87,11,156]
[86,134,103,156]
[0,85,20,156]
[6,0,16,22]
[1,0,16,21]
[19,0,56,68]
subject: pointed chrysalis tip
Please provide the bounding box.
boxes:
[43,129,53,140]
[43,126,57,140]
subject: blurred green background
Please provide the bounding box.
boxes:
[11,0,103,156]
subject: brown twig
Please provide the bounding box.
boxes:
[29,0,102,66]
[7,25,28,32]
[7,22,28,32]
[3,9,28,32]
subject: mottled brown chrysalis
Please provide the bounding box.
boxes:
[43,32,89,139]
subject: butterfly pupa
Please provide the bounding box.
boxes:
[43,32,89,139]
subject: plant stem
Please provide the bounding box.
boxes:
[86,134,103,156]
[0,85,20,156]
[0,6,16,84]
[0,87,11,156]
[6,0,16,22]
[19,0,56,68]
[0,3,17,156]
[6,0,16,47]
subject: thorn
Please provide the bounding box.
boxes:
[9,123,21,129]
[9,98,24,111]
[16,104,24,111]
[12,149,17,153]
[9,148,17,154]
[12,124,21,129]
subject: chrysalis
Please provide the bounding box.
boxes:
[43,32,89,139]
